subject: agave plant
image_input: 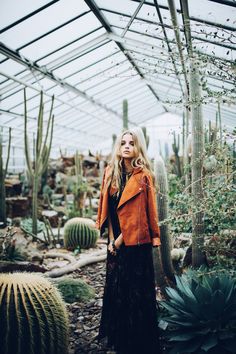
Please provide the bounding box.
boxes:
[160,269,236,354]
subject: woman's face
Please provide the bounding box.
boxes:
[120,133,135,159]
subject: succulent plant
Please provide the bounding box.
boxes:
[63,217,98,250]
[0,272,69,354]
[52,277,95,303]
[160,269,236,354]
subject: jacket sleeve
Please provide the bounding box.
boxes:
[95,167,107,230]
[145,174,161,247]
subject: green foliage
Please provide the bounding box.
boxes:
[53,277,95,303]
[160,269,236,354]
[0,226,27,261]
[167,178,235,235]
[64,217,98,250]
[20,218,46,234]
[0,272,69,354]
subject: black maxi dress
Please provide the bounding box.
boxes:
[98,172,161,354]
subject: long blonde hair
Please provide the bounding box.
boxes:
[106,127,154,191]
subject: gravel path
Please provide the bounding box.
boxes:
[67,260,109,354]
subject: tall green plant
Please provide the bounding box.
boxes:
[141,126,150,149]
[122,99,128,130]
[0,128,11,227]
[189,58,206,267]
[154,155,175,282]
[0,272,69,354]
[172,131,182,177]
[24,89,54,235]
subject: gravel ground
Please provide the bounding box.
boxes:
[67,261,109,354]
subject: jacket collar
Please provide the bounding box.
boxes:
[107,166,144,209]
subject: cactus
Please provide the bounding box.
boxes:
[141,126,150,149]
[190,58,205,267]
[112,134,117,150]
[0,128,11,227]
[172,131,182,177]
[122,99,128,130]
[64,217,98,250]
[74,151,87,216]
[0,272,69,354]
[24,89,54,235]
[154,155,175,282]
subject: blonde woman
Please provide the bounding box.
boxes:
[96,128,161,354]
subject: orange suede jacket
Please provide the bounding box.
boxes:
[96,166,161,247]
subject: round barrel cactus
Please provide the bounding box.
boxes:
[64,217,98,250]
[0,272,69,354]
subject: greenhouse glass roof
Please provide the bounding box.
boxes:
[0,0,235,165]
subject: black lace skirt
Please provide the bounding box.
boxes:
[98,242,161,354]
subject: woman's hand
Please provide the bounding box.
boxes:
[108,241,117,255]
[114,234,123,250]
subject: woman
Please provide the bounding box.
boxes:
[96,128,161,354]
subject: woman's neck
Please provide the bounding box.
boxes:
[123,159,133,173]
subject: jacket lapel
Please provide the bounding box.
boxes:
[117,169,143,209]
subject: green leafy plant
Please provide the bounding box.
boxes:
[160,270,236,354]
[63,217,98,250]
[0,272,69,354]
[21,218,46,234]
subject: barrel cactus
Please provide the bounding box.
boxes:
[0,272,69,354]
[64,217,98,250]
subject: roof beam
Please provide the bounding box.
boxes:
[131,0,236,31]
[0,70,121,129]
[84,0,168,112]
[0,41,122,119]
[0,0,60,34]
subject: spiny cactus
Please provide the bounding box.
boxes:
[0,272,69,354]
[172,131,182,177]
[64,217,98,250]
[122,99,128,130]
[0,127,11,227]
[154,155,175,282]
[24,89,54,235]
[141,126,150,149]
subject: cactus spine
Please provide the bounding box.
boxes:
[0,272,68,354]
[123,99,128,130]
[24,89,54,235]
[154,155,175,282]
[0,128,11,227]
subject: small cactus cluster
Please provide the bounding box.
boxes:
[63,217,98,250]
[0,272,69,354]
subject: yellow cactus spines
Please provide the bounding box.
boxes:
[0,272,69,354]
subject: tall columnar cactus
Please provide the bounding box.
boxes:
[190,58,205,267]
[0,272,69,354]
[172,131,182,177]
[74,151,86,216]
[122,99,128,130]
[154,155,175,282]
[0,128,11,227]
[24,89,54,235]
[112,134,117,150]
[141,126,150,149]
[64,217,98,250]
